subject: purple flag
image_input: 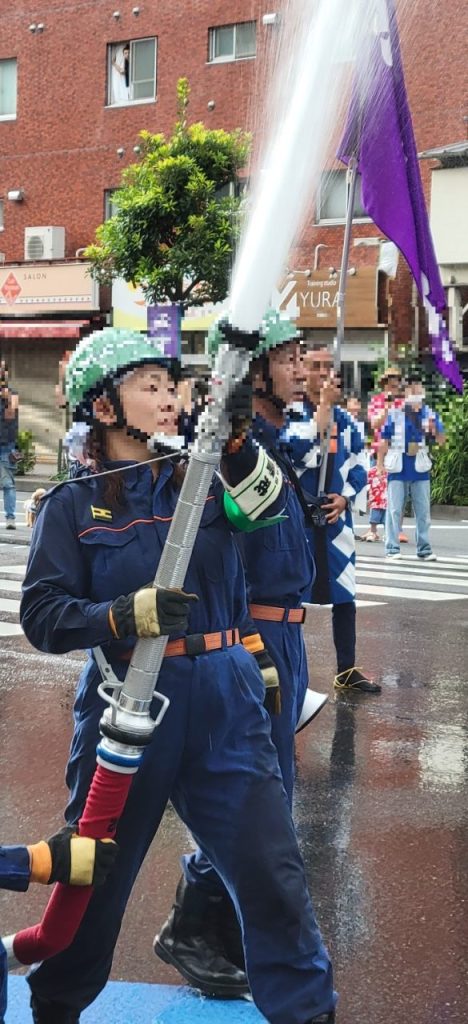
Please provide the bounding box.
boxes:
[338,0,463,391]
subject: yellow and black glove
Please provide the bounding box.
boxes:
[254,649,281,715]
[28,827,118,887]
[109,585,198,640]
[242,634,281,714]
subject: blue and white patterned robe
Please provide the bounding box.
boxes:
[282,404,367,605]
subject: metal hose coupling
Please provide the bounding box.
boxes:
[95,654,170,774]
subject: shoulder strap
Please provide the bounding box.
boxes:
[275,446,314,520]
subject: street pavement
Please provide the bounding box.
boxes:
[0,512,467,1022]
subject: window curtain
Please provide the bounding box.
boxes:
[110,45,129,105]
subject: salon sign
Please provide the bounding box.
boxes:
[0,262,99,315]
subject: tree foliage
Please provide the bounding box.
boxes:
[85,79,250,307]
[430,384,468,506]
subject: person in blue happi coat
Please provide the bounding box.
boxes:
[285,345,381,695]
[20,328,336,1024]
[155,311,329,996]
[0,831,117,1023]
[378,373,445,561]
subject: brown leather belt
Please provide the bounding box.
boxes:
[119,628,241,661]
[249,603,306,624]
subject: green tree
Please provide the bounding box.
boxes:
[86,79,250,307]
[430,385,468,506]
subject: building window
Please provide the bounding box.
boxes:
[214,179,248,201]
[208,22,256,63]
[0,58,17,119]
[104,189,119,220]
[107,38,156,107]
[318,171,369,223]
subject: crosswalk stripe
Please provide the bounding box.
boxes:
[0,596,21,613]
[356,583,467,602]
[0,621,23,636]
[305,600,387,609]
[357,557,468,574]
[355,523,468,531]
[0,565,23,632]
[356,568,468,588]
[0,578,22,593]
[393,554,468,565]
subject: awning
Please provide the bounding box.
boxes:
[0,320,90,339]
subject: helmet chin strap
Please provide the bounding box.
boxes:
[254,355,286,413]
[104,379,185,453]
[101,380,151,443]
[148,432,186,457]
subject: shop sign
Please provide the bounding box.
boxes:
[277,267,379,328]
[0,262,99,315]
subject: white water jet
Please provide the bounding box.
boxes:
[229,0,375,332]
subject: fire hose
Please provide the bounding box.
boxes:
[3,335,253,969]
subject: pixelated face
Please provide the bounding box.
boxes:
[347,396,361,417]
[267,341,305,406]
[119,364,182,436]
[405,380,425,407]
[304,348,333,400]
[383,372,401,395]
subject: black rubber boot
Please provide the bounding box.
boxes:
[154,875,249,998]
[217,891,245,971]
[31,993,80,1023]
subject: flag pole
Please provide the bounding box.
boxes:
[334,156,359,372]
[318,156,359,493]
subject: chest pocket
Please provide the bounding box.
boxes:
[262,487,301,552]
[79,525,156,603]
[197,498,238,584]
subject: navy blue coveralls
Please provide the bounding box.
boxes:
[20,457,335,1023]
[0,845,31,1021]
[184,414,316,899]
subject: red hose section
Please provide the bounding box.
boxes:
[13,765,133,964]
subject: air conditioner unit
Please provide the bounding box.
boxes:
[24,226,65,261]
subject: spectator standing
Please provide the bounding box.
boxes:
[368,366,408,543]
[378,376,445,561]
[0,363,19,530]
[345,392,366,442]
[363,457,387,542]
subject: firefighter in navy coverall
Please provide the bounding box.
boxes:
[20,329,336,1024]
[155,311,329,998]
[0,832,117,1022]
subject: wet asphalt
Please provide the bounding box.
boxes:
[0,521,467,1023]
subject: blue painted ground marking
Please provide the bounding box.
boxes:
[7,977,266,1023]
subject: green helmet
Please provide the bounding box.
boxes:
[65,327,173,415]
[207,309,299,360]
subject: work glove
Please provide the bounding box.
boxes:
[253,649,282,716]
[109,584,198,640]
[28,827,118,886]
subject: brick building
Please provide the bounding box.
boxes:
[0,0,467,454]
